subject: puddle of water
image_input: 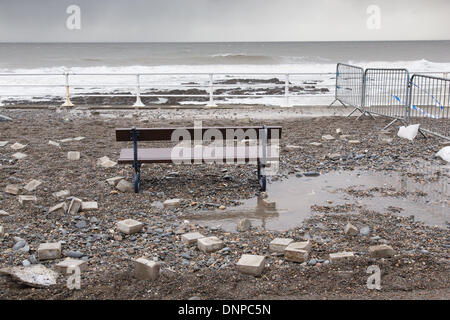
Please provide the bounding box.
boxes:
[188,169,449,232]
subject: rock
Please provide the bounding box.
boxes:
[117,219,144,234]
[261,198,276,209]
[12,152,27,160]
[23,179,42,192]
[197,236,223,253]
[67,197,82,214]
[181,232,205,246]
[0,115,13,122]
[67,151,80,160]
[53,190,70,199]
[360,226,370,236]
[106,176,125,186]
[236,254,266,276]
[218,205,226,210]
[322,134,335,141]
[188,296,201,300]
[328,251,355,263]
[134,257,160,280]
[13,240,27,251]
[336,128,342,135]
[55,258,88,273]
[4,184,20,195]
[18,195,37,205]
[0,141,9,147]
[269,238,294,253]
[22,260,31,267]
[328,153,341,161]
[64,250,84,259]
[97,156,117,168]
[0,225,4,237]
[48,202,68,214]
[310,142,322,147]
[308,259,318,266]
[344,223,359,236]
[48,140,60,147]
[163,199,182,208]
[75,221,87,229]
[303,171,320,177]
[10,142,27,150]
[436,146,450,163]
[29,255,38,265]
[284,145,301,152]
[0,264,59,287]
[116,179,133,193]
[369,245,395,258]
[0,210,9,216]
[284,243,309,263]
[37,242,62,260]
[81,201,98,211]
[237,219,251,232]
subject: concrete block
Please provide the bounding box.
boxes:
[10,142,27,150]
[269,238,294,253]
[106,176,125,186]
[322,134,335,141]
[117,219,144,234]
[81,201,98,211]
[67,197,82,214]
[48,202,68,214]
[286,240,312,253]
[0,226,4,237]
[67,151,80,160]
[163,199,181,208]
[369,244,395,258]
[197,236,223,253]
[5,184,20,195]
[97,156,117,168]
[0,210,9,216]
[329,251,355,263]
[55,258,88,273]
[236,254,265,276]
[24,179,42,192]
[18,195,37,205]
[344,223,359,236]
[134,257,160,280]
[181,232,205,246]
[261,199,276,209]
[52,190,70,199]
[284,243,309,263]
[12,152,27,160]
[37,242,62,260]
[116,179,133,193]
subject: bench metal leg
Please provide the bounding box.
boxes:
[257,160,267,192]
[131,127,141,193]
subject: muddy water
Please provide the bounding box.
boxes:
[188,168,449,232]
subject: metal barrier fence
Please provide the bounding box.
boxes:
[331,63,364,115]
[409,74,450,140]
[363,68,411,127]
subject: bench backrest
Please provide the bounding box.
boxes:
[116,126,282,142]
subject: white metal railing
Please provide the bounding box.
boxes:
[0,71,448,107]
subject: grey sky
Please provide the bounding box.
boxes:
[0,0,449,42]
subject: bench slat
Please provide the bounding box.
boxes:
[116,126,282,141]
[118,146,279,164]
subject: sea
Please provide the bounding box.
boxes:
[0,41,449,106]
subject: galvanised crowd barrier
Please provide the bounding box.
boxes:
[363,68,411,129]
[330,63,365,117]
[409,74,450,140]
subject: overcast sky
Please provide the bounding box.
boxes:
[0,0,449,42]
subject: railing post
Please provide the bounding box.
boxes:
[206,73,216,107]
[284,74,290,107]
[133,74,145,108]
[61,72,74,107]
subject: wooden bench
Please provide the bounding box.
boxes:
[115,125,282,193]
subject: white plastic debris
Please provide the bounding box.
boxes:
[436,146,450,163]
[397,124,420,141]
